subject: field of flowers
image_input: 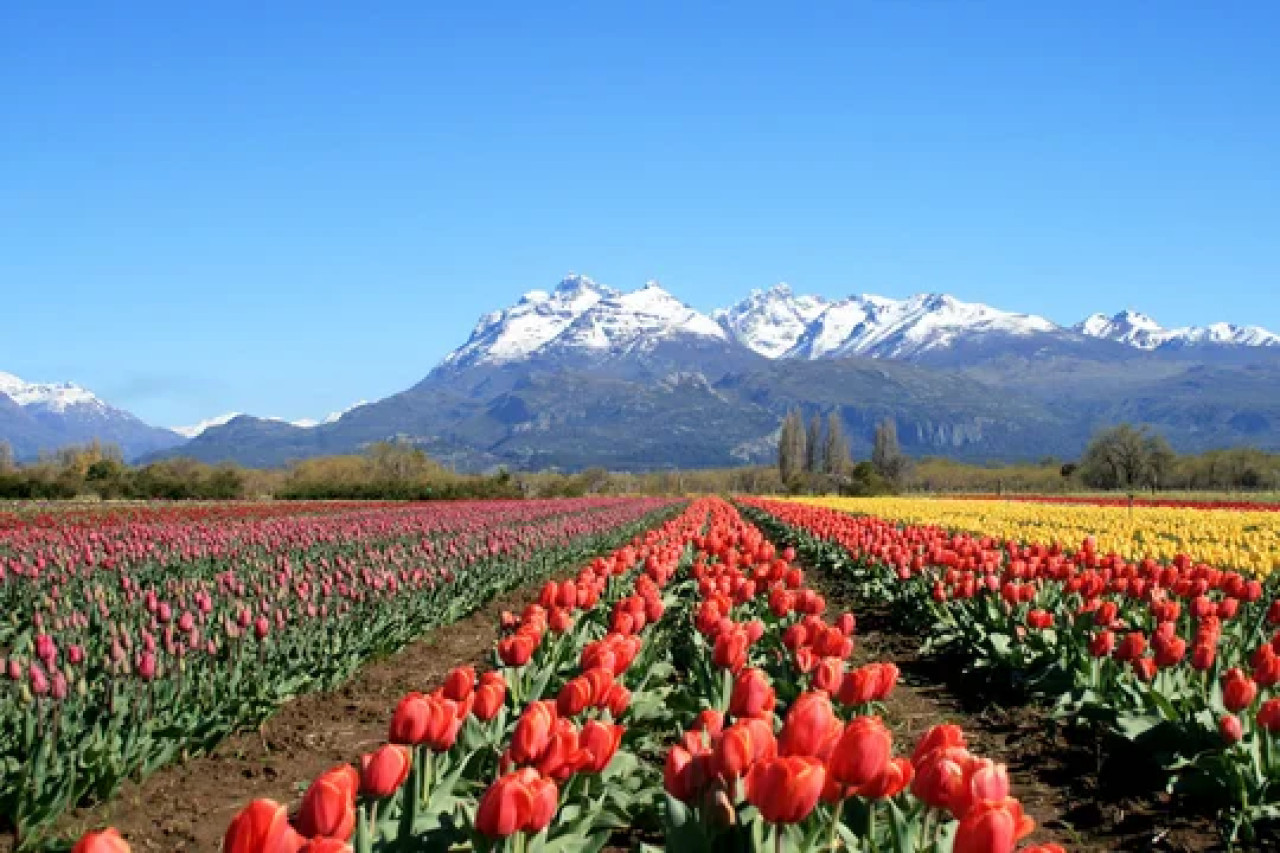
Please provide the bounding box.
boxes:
[66,497,1064,853]
[791,496,1280,578]
[0,497,679,845]
[744,495,1280,846]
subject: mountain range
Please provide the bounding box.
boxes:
[4,276,1279,469]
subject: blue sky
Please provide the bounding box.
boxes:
[2,1,1277,428]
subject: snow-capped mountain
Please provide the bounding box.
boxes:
[544,281,728,357]
[439,277,1070,369]
[0,371,184,460]
[1076,310,1280,350]
[174,401,370,438]
[441,275,619,369]
[713,284,830,359]
[0,371,111,415]
[435,276,734,381]
[173,412,243,439]
[795,293,1058,360]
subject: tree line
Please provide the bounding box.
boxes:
[776,410,907,495]
[0,421,1277,501]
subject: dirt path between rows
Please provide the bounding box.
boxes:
[22,579,553,853]
[810,567,1224,853]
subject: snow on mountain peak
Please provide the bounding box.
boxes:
[715,283,830,358]
[437,276,1280,370]
[1075,310,1279,350]
[442,274,619,368]
[784,292,1056,360]
[172,413,242,439]
[174,401,369,439]
[549,281,728,355]
[0,371,107,413]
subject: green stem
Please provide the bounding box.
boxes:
[829,799,844,850]
[918,808,933,853]
[868,801,878,853]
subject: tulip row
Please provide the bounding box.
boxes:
[654,501,1060,852]
[0,497,677,845]
[744,497,1280,845]
[208,498,712,852]
[72,497,1069,851]
[785,496,1280,578]
[952,494,1280,513]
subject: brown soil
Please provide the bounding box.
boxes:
[16,581,549,853]
[819,580,1226,852]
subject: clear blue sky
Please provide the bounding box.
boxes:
[2,1,1278,428]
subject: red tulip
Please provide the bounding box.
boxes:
[952,796,1035,853]
[498,631,538,667]
[745,756,826,824]
[1220,714,1244,745]
[603,682,631,718]
[511,701,558,764]
[729,668,776,719]
[421,695,466,752]
[1257,698,1280,732]
[955,758,1010,818]
[713,627,750,673]
[1113,632,1146,663]
[579,720,623,773]
[827,715,892,789]
[474,679,506,722]
[693,708,725,737]
[664,742,713,803]
[556,677,592,718]
[779,691,839,759]
[837,663,891,707]
[223,799,305,853]
[295,766,358,840]
[72,828,130,853]
[911,746,970,814]
[475,769,558,838]
[360,745,412,798]
[813,657,845,693]
[857,756,913,799]
[388,692,431,745]
[524,770,559,832]
[911,724,967,765]
[533,719,589,781]
[441,666,474,702]
[1088,630,1115,658]
[715,721,760,781]
[1223,668,1258,712]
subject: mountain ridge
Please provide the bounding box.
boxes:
[7,275,1280,469]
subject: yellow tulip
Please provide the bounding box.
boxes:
[788,497,1280,578]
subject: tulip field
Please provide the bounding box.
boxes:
[30,490,1280,851]
[56,496,1067,853]
[741,495,1280,847]
[0,497,679,845]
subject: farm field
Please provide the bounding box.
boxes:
[15,496,1074,853]
[17,492,1280,851]
[0,497,679,848]
[744,495,1280,849]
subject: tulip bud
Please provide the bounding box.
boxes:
[1220,714,1244,745]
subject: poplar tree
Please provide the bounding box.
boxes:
[778,409,807,486]
[806,414,823,474]
[823,412,852,476]
[872,418,907,484]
